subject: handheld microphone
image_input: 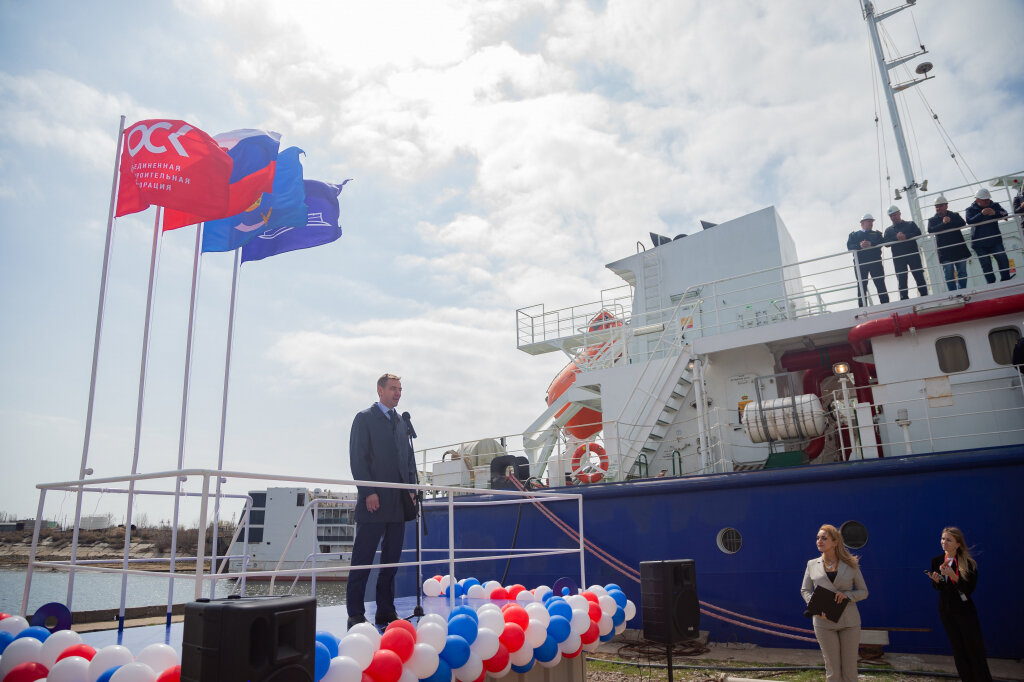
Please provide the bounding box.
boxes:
[402,411,418,439]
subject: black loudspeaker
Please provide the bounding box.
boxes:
[182,595,316,682]
[639,559,699,642]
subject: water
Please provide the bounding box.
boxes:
[0,569,348,615]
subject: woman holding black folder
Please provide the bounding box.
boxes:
[801,524,869,682]
[927,527,992,682]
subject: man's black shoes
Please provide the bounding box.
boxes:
[374,611,400,626]
[347,614,367,629]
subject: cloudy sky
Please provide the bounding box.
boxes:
[1,0,1021,524]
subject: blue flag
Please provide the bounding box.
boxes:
[240,179,350,263]
[202,147,307,253]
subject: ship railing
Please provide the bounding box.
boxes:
[515,285,633,351]
[24,469,586,624]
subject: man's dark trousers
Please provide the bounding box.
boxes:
[347,521,405,619]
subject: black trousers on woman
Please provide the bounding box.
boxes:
[939,601,992,682]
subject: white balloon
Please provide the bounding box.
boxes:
[558,632,582,655]
[582,639,601,653]
[538,651,562,668]
[524,603,549,628]
[416,621,447,652]
[417,613,448,630]
[474,603,501,615]
[134,643,178,674]
[508,645,533,667]
[399,666,419,682]
[407,642,440,678]
[566,595,588,611]
[322,655,363,682]
[475,609,504,634]
[439,575,452,589]
[39,628,84,668]
[88,645,134,682]
[624,600,637,621]
[465,584,486,599]
[0,636,43,679]
[47,655,92,682]
[348,622,381,648]
[523,619,547,648]
[598,614,614,636]
[615,621,627,634]
[514,590,535,604]
[469,627,499,660]
[569,608,590,636]
[110,661,158,682]
[586,585,608,598]
[337,632,375,670]
[0,615,29,636]
[482,580,501,593]
[423,579,443,598]
[453,651,482,682]
[533,585,552,602]
[597,594,617,616]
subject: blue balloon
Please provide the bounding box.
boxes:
[315,630,339,659]
[422,657,452,682]
[97,666,123,682]
[612,606,625,627]
[605,583,622,593]
[0,631,13,654]
[542,592,557,604]
[546,598,572,621]
[608,588,627,609]
[546,615,571,643]
[447,614,478,645]
[599,630,615,642]
[314,641,331,681]
[534,634,558,663]
[15,625,50,642]
[443,582,464,599]
[462,577,481,591]
[439,634,471,669]
[449,605,479,623]
[510,659,535,674]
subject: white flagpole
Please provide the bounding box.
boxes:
[166,222,204,625]
[209,248,242,598]
[117,205,164,632]
[66,115,126,610]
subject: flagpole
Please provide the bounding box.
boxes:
[209,248,242,598]
[166,221,204,627]
[65,115,126,611]
[118,205,164,633]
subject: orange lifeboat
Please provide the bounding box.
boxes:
[545,310,622,440]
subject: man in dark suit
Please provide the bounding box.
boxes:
[346,373,418,628]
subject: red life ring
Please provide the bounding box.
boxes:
[571,443,608,483]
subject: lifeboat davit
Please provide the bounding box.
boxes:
[546,310,622,440]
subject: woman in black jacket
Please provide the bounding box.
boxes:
[927,527,992,681]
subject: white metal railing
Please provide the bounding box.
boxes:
[23,470,586,623]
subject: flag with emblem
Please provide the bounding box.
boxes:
[241,179,350,263]
[115,119,233,219]
[202,147,307,253]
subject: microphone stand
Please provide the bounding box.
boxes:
[404,414,426,620]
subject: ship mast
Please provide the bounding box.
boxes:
[861,0,933,229]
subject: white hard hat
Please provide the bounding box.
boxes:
[887,205,901,215]
[861,213,874,221]
[975,188,991,200]
[934,195,948,205]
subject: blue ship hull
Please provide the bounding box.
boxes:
[405,445,1024,657]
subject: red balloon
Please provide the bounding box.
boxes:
[490,587,509,600]
[365,648,403,682]
[581,591,599,605]
[587,602,602,622]
[498,622,525,652]
[2,661,49,682]
[156,665,182,682]
[362,673,375,682]
[482,643,509,673]
[562,644,584,659]
[380,627,415,663]
[431,575,443,582]
[501,605,529,631]
[471,671,486,682]
[56,643,97,662]
[0,613,10,621]
[581,621,600,644]
[505,584,525,599]
[385,618,417,640]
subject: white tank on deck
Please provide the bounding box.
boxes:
[744,394,826,443]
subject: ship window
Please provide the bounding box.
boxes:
[988,327,1021,366]
[248,510,265,526]
[248,528,263,544]
[935,336,969,373]
[716,528,742,554]
[296,492,305,506]
[249,493,266,508]
[840,521,868,549]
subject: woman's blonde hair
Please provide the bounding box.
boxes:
[820,524,859,568]
[942,526,976,579]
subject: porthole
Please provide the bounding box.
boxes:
[935,335,969,373]
[840,521,868,549]
[988,327,1021,366]
[716,527,742,554]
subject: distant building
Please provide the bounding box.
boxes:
[80,515,112,530]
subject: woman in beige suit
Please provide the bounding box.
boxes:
[801,524,869,682]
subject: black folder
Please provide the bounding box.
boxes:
[804,585,849,623]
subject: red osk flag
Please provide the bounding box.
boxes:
[115,119,233,219]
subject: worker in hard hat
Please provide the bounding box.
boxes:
[966,188,1013,283]
[846,213,890,307]
[883,205,928,300]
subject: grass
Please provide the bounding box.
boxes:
[585,656,950,681]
